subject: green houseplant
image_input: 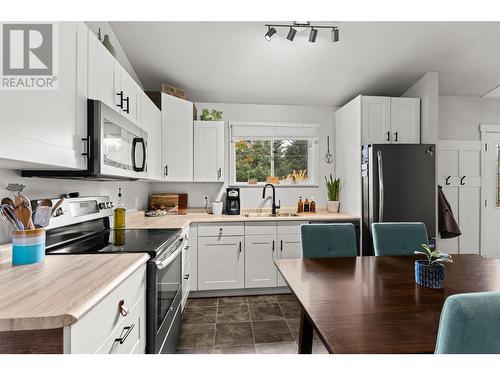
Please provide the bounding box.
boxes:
[200,108,223,121]
[414,244,453,289]
[325,174,341,213]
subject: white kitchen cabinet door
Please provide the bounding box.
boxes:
[245,235,278,288]
[390,97,420,144]
[161,94,194,181]
[361,96,391,144]
[0,22,88,170]
[188,225,198,292]
[197,236,244,290]
[88,30,120,110]
[141,95,161,181]
[119,66,143,126]
[193,121,225,182]
[277,234,303,287]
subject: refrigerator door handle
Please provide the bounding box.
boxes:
[377,150,384,222]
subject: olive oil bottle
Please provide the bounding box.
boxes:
[113,187,126,229]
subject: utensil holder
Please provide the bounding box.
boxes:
[12,228,46,266]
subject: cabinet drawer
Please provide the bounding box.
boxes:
[96,295,144,354]
[277,221,308,235]
[245,222,276,236]
[198,223,244,237]
[68,263,146,354]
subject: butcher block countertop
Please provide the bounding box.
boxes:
[125,210,360,229]
[0,245,148,332]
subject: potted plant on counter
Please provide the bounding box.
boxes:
[325,174,341,213]
[414,244,453,289]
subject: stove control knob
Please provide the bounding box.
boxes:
[106,202,111,208]
[98,203,106,210]
[110,202,114,208]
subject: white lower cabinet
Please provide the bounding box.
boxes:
[64,263,146,354]
[245,234,278,288]
[197,235,244,290]
[276,234,303,287]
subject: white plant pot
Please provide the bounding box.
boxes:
[327,200,340,213]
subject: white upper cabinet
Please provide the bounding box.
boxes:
[88,32,143,127]
[390,97,420,143]
[141,95,161,181]
[88,30,120,110]
[160,93,194,181]
[361,96,420,144]
[361,96,391,144]
[0,22,88,169]
[193,121,225,182]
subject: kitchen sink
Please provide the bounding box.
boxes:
[243,212,299,217]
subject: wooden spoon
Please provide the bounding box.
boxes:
[14,194,34,229]
[1,197,14,208]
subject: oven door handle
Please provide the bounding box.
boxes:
[155,237,184,270]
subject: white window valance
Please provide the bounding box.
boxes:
[229,122,319,141]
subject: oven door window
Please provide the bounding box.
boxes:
[102,119,138,171]
[157,251,182,329]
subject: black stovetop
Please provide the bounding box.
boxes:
[47,228,181,257]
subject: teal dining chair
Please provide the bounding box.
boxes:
[435,291,500,354]
[371,222,428,256]
[300,223,357,258]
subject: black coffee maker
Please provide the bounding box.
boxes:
[225,188,240,215]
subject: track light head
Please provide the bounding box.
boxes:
[308,28,318,43]
[331,28,339,42]
[265,26,277,41]
[286,27,297,41]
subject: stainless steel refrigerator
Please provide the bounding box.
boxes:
[361,144,436,256]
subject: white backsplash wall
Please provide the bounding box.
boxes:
[0,168,150,243]
[151,102,337,210]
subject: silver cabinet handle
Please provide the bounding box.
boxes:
[377,150,384,222]
[217,167,222,180]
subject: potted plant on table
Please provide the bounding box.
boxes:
[414,244,453,289]
[325,174,341,213]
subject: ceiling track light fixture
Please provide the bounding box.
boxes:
[264,22,339,43]
[265,26,277,41]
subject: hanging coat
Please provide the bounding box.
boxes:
[438,185,461,239]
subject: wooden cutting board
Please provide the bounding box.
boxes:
[149,193,188,215]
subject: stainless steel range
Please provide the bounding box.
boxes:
[38,196,183,354]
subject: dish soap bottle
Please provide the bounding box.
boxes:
[310,197,316,213]
[297,197,304,213]
[114,187,126,229]
[304,198,310,213]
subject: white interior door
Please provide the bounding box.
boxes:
[481,130,500,258]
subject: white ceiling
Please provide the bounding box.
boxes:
[111,21,500,106]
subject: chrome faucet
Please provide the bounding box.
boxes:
[262,183,280,216]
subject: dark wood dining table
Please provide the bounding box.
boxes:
[275,254,500,354]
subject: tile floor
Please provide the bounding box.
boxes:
[177,294,328,354]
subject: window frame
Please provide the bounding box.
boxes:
[229,122,319,187]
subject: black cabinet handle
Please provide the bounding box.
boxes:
[116,91,124,108]
[184,274,190,280]
[123,96,130,114]
[217,167,222,180]
[164,165,168,176]
[445,176,451,185]
[394,132,398,142]
[115,324,135,344]
[239,242,242,253]
[280,240,283,253]
[272,240,275,252]
[132,138,146,172]
[460,176,466,185]
[386,131,390,142]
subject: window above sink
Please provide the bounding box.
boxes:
[229,122,319,187]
